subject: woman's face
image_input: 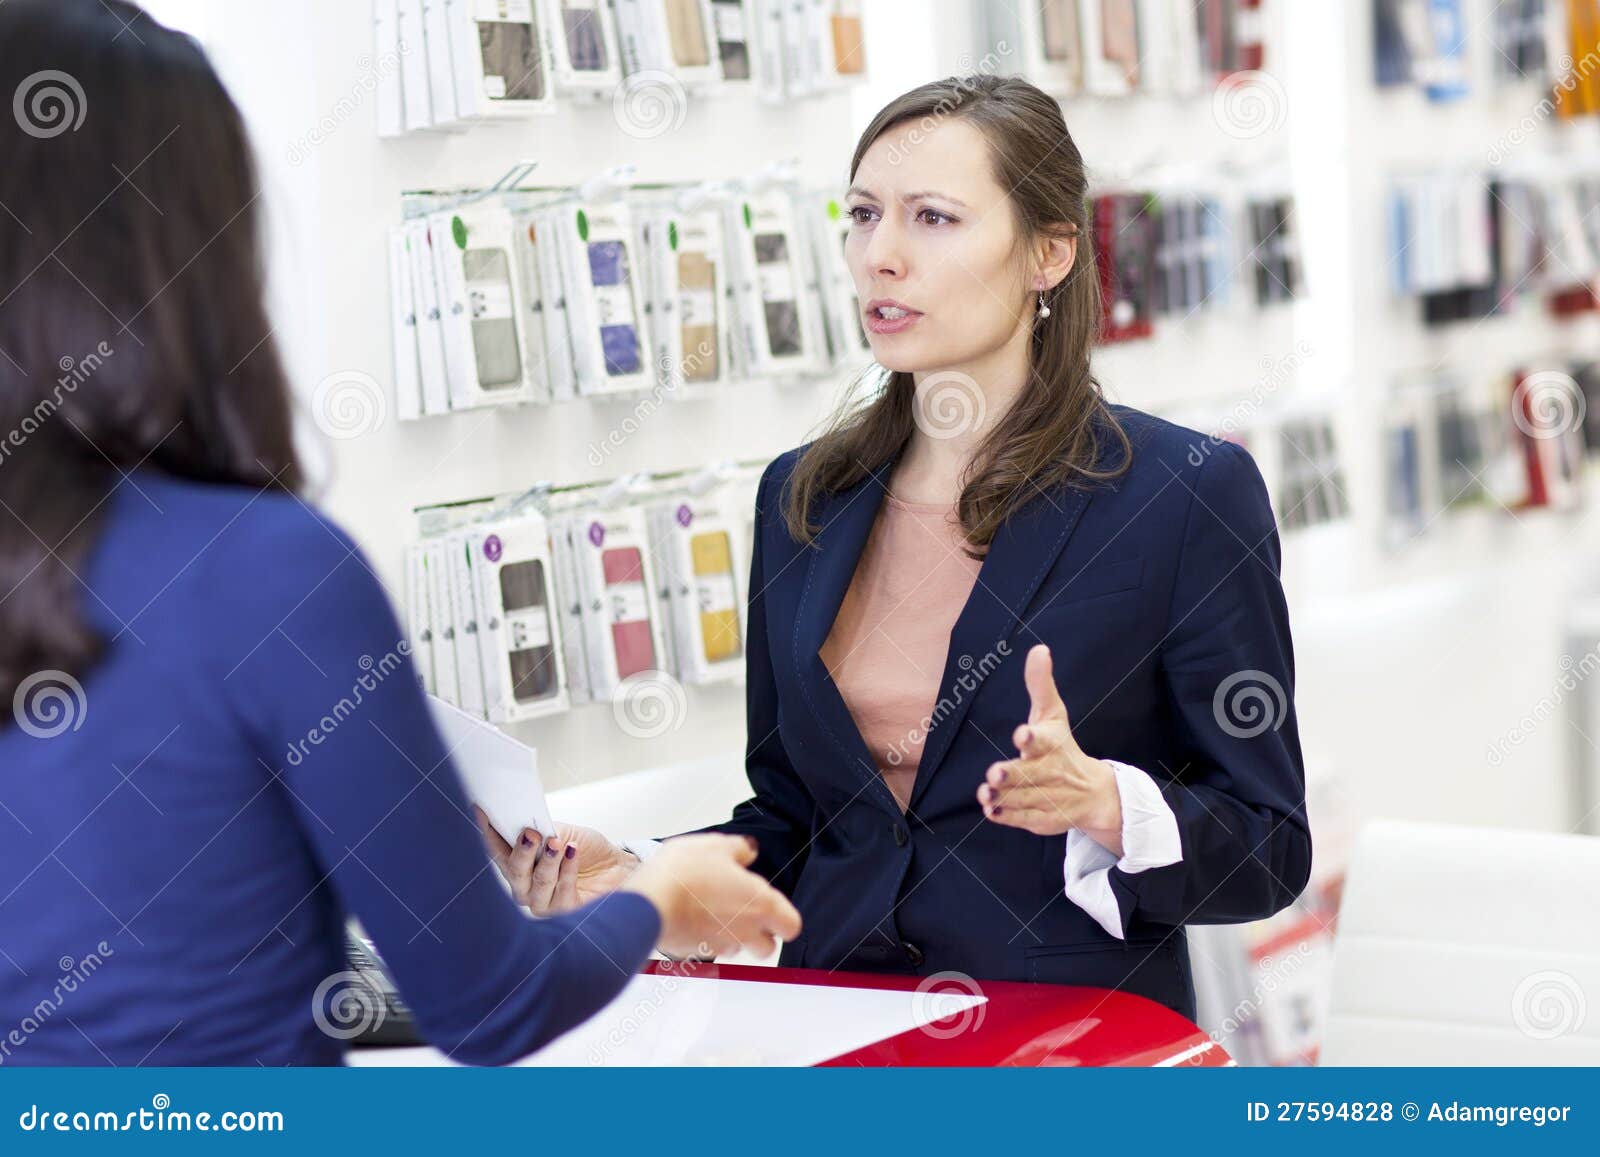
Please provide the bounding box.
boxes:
[844,116,1034,376]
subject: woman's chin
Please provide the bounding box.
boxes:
[868,346,929,374]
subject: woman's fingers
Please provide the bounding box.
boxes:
[551,843,580,912]
[1013,719,1069,758]
[527,836,564,911]
[743,932,780,960]
[475,806,512,871]
[1023,644,1069,726]
[503,827,544,902]
[982,796,1051,833]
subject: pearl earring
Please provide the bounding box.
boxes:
[1036,289,1051,320]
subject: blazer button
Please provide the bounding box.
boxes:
[901,941,924,967]
[892,823,908,847]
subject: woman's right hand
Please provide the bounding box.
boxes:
[622,834,802,960]
[475,807,640,915]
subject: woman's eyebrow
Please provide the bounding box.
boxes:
[845,185,969,208]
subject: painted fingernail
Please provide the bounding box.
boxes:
[564,844,576,860]
[519,832,533,848]
[545,844,559,858]
[996,768,1008,784]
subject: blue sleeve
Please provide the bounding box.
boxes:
[204,502,659,1065]
[1107,440,1312,930]
[667,461,815,895]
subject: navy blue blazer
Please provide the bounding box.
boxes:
[691,403,1310,1021]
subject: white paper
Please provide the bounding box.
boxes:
[426,693,555,842]
[522,973,986,1066]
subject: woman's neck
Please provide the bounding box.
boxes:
[896,325,1031,504]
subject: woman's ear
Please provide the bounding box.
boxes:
[1036,228,1077,292]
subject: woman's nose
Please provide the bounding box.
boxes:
[861,219,905,279]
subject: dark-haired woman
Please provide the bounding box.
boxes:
[500,76,1311,1022]
[0,0,798,1066]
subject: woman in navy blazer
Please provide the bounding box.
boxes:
[500,75,1310,1023]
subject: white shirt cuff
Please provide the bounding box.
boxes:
[1062,759,1184,939]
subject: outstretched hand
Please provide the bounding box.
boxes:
[976,644,1122,842]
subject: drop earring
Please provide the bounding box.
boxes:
[1036,289,1051,320]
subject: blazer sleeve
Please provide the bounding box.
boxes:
[1105,438,1312,932]
[662,461,815,896]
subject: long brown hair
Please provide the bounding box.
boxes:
[0,0,303,708]
[784,74,1131,553]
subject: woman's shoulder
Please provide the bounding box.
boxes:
[1103,402,1250,470]
[120,468,358,561]
[1100,403,1267,497]
[98,469,372,626]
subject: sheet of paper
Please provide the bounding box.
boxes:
[426,694,554,843]
[519,973,988,1067]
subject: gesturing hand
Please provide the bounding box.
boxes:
[977,644,1123,843]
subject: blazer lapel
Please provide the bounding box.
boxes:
[793,454,905,816]
[905,479,1095,814]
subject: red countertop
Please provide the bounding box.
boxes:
[643,960,1231,1067]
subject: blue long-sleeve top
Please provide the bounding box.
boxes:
[0,469,660,1065]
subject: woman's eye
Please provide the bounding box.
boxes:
[848,206,877,224]
[918,208,955,226]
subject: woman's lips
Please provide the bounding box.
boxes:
[864,307,924,335]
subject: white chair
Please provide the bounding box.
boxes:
[1321,819,1600,1064]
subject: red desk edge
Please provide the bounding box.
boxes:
[642,960,1231,1067]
